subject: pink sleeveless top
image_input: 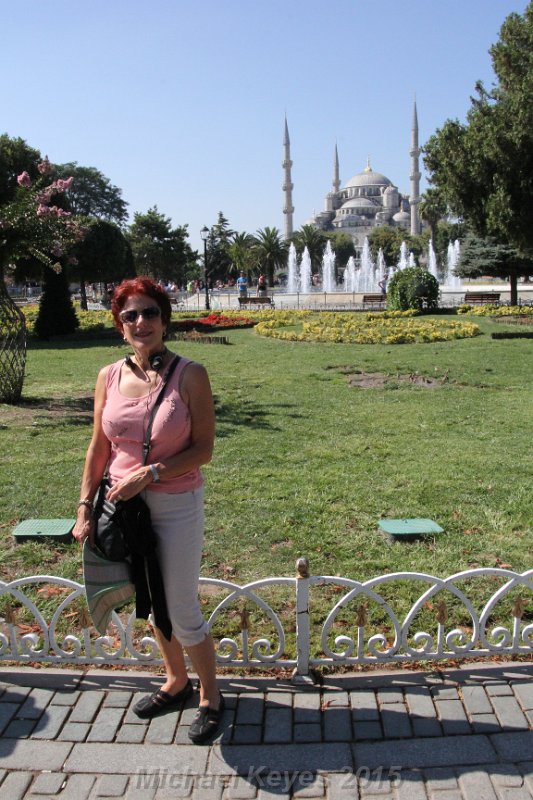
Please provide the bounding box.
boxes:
[101,356,203,493]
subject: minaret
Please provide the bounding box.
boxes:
[410,100,421,235]
[332,143,340,194]
[282,116,294,240]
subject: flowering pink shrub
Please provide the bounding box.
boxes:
[2,160,84,274]
[16,171,31,187]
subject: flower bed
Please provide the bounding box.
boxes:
[457,304,533,316]
[20,304,113,337]
[255,311,481,344]
[172,312,256,332]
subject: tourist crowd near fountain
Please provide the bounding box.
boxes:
[286,237,462,295]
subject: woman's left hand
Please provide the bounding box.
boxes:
[106,467,152,503]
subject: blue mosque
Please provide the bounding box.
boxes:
[282,102,422,253]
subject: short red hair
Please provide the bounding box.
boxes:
[111,276,172,334]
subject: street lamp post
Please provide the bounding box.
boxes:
[200,226,210,311]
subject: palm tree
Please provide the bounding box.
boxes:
[228,231,256,279]
[419,189,447,243]
[291,225,327,273]
[253,227,288,286]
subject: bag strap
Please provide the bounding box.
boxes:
[141,355,181,465]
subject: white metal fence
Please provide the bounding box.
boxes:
[0,561,531,677]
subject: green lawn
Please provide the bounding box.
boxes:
[1,313,531,593]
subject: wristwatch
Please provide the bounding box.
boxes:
[149,464,160,483]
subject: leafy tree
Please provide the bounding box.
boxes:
[423,2,533,256]
[253,227,288,286]
[324,231,355,277]
[0,134,41,206]
[433,220,466,259]
[51,163,128,226]
[128,206,196,286]
[204,212,235,284]
[457,235,533,305]
[368,227,404,267]
[291,225,326,273]
[73,219,134,308]
[387,266,439,311]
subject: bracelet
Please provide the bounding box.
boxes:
[149,464,160,483]
[77,499,94,512]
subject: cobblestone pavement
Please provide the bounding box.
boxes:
[0,662,531,799]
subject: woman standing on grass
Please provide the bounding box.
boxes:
[72,275,223,743]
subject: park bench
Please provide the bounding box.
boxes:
[463,292,501,305]
[238,296,274,309]
[362,293,386,308]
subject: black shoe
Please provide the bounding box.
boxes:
[188,693,225,743]
[133,679,194,719]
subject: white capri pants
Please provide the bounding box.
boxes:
[143,486,209,647]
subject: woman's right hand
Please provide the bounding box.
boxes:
[72,507,95,548]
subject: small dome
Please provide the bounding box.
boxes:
[393,210,411,224]
[384,185,397,195]
[333,206,365,226]
[341,197,378,209]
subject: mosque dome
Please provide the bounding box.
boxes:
[393,209,411,226]
[344,164,392,190]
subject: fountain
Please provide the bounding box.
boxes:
[287,242,299,293]
[322,240,336,293]
[446,239,462,290]
[344,256,357,293]
[355,238,377,292]
[377,249,387,282]
[275,236,464,309]
[428,239,439,281]
[397,241,409,270]
[299,247,312,294]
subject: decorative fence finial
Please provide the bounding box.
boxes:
[239,605,250,631]
[436,598,448,624]
[296,557,309,578]
[356,602,368,627]
[512,596,527,619]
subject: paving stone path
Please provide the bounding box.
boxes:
[0,662,531,799]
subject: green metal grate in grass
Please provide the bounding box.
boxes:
[12,519,76,544]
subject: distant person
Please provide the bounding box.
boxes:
[257,273,267,297]
[236,271,248,299]
[378,274,388,296]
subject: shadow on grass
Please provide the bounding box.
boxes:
[214,397,303,438]
[27,333,121,349]
[16,395,94,428]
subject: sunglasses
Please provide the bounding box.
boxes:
[119,305,162,324]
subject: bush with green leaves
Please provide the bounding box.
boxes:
[387,266,439,311]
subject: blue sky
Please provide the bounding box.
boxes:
[2,0,529,252]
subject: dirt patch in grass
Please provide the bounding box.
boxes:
[348,371,450,389]
[492,315,533,325]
